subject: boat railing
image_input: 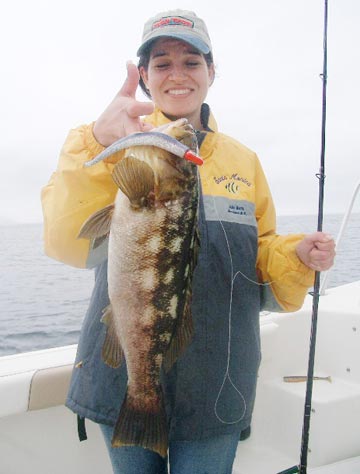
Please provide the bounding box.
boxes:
[320,179,360,295]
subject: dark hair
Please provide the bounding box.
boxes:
[137,45,214,99]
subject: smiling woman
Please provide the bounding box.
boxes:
[40,8,335,474]
[138,38,215,128]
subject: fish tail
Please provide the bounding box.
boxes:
[111,390,168,458]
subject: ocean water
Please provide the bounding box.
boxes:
[0,213,359,357]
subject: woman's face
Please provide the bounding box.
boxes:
[139,38,214,130]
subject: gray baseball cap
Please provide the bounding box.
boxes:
[137,10,212,56]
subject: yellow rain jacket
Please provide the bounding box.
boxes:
[42,106,313,312]
[43,105,315,440]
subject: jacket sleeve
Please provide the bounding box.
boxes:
[41,123,120,269]
[254,156,315,312]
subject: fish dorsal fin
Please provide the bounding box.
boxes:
[163,287,193,373]
[163,228,199,372]
[112,156,155,208]
[78,204,114,240]
[101,305,123,369]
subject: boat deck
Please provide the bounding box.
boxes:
[0,282,359,473]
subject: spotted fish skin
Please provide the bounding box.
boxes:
[79,119,199,457]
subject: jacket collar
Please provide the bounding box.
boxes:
[144,104,218,133]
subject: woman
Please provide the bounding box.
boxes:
[41,9,335,474]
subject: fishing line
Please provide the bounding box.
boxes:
[213,205,246,424]
[212,195,277,425]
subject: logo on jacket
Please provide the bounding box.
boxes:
[225,181,239,194]
[213,173,251,196]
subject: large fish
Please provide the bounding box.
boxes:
[78,119,201,458]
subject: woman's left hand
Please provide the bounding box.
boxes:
[296,232,336,272]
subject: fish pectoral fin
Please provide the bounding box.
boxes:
[112,156,155,207]
[101,305,123,368]
[78,204,114,240]
[112,391,168,458]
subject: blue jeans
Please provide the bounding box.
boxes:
[100,424,239,474]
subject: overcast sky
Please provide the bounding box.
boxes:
[1,0,359,225]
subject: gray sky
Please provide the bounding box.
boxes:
[1,0,359,225]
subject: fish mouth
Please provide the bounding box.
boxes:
[151,119,198,175]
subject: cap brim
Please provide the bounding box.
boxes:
[137,33,210,56]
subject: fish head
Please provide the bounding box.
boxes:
[123,118,199,203]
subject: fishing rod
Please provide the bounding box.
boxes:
[277,1,329,474]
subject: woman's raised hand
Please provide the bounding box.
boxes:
[93,61,154,147]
